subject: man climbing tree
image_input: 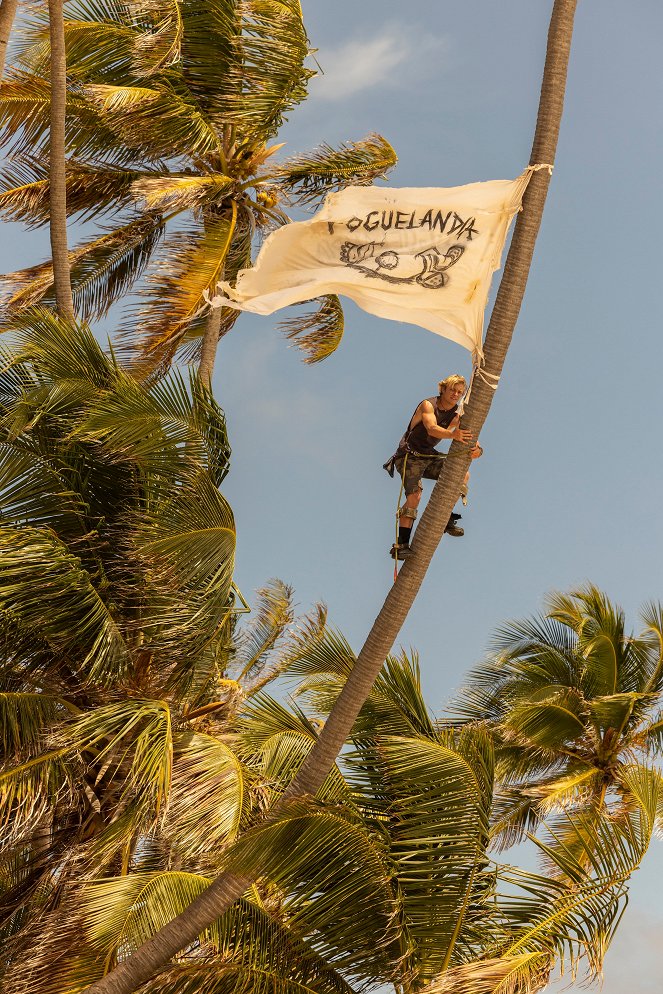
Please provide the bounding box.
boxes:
[384,374,482,559]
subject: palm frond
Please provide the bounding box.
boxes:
[226,797,400,984]
[134,474,236,651]
[237,693,351,802]
[75,365,231,484]
[0,71,125,161]
[123,209,239,371]
[279,294,344,364]
[71,698,173,820]
[275,134,398,205]
[164,731,252,857]
[0,526,131,686]
[12,5,138,83]
[0,747,74,846]
[0,692,70,760]
[84,82,220,159]
[130,173,234,213]
[349,731,494,981]
[0,158,159,228]
[2,215,166,322]
[427,953,551,994]
[231,578,294,683]
[177,0,313,141]
[0,442,88,533]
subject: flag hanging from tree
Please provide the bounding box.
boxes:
[209,169,537,359]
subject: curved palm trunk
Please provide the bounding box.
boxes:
[86,2,579,991]
[0,0,19,80]
[48,0,74,321]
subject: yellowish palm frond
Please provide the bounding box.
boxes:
[130,172,234,213]
[85,82,220,159]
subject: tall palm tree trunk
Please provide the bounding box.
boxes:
[0,0,18,80]
[86,2,579,991]
[48,0,74,321]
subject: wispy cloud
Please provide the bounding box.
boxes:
[309,26,446,102]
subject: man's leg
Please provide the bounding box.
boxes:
[390,459,423,560]
[422,454,464,536]
[397,489,421,548]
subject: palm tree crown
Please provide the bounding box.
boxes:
[451,585,663,850]
[0,1,397,371]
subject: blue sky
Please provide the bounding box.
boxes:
[1,1,662,988]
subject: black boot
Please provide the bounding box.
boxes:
[390,543,412,561]
[445,512,464,537]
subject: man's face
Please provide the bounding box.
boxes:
[441,382,465,406]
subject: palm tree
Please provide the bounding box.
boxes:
[0,0,19,80]
[47,0,75,319]
[0,1,396,378]
[450,585,663,855]
[85,4,582,990]
[0,311,334,981]
[14,644,661,994]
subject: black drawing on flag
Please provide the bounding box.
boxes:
[339,242,464,288]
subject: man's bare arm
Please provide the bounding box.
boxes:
[420,401,473,444]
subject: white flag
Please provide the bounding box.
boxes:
[210,170,534,358]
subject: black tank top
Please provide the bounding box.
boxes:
[397,396,458,456]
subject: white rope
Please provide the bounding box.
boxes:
[526,162,555,175]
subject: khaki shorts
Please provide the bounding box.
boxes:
[394,452,447,496]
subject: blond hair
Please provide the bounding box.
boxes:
[438,374,467,395]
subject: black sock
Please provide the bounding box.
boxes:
[398,526,412,546]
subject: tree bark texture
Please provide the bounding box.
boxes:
[48,0,74,321]
[198,306,223,388]
[86,2,578,991]
[0,0,18,80]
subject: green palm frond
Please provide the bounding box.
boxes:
[0,691,71,759]
[0,442,87,533]
[0,71,124,161]
[0,526,131,686]
[9,307,116,389]
[640,709,663,751]
[12,4,138,83]
[0,158,158,228]
[134,474,235,649]
[237,694,350,802]
[226,797,399,983]
[141,962,357,994]
[75,365,230,484]
[71,698,173,819]
[84,82,220,159]
[176,0,312,141]
[350,731,494,980]
[0,747,74,845]
[2,215,166,321]
[275,134,398,204]
[83,869,211,957]
[124,208,239,371]
[131,1,185,77]
[640,601,663,693]
[231,578,294,683]
[164,731,252,856]
[502,687,588,751]
[498,795,660,978]
[279,294,344,364]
